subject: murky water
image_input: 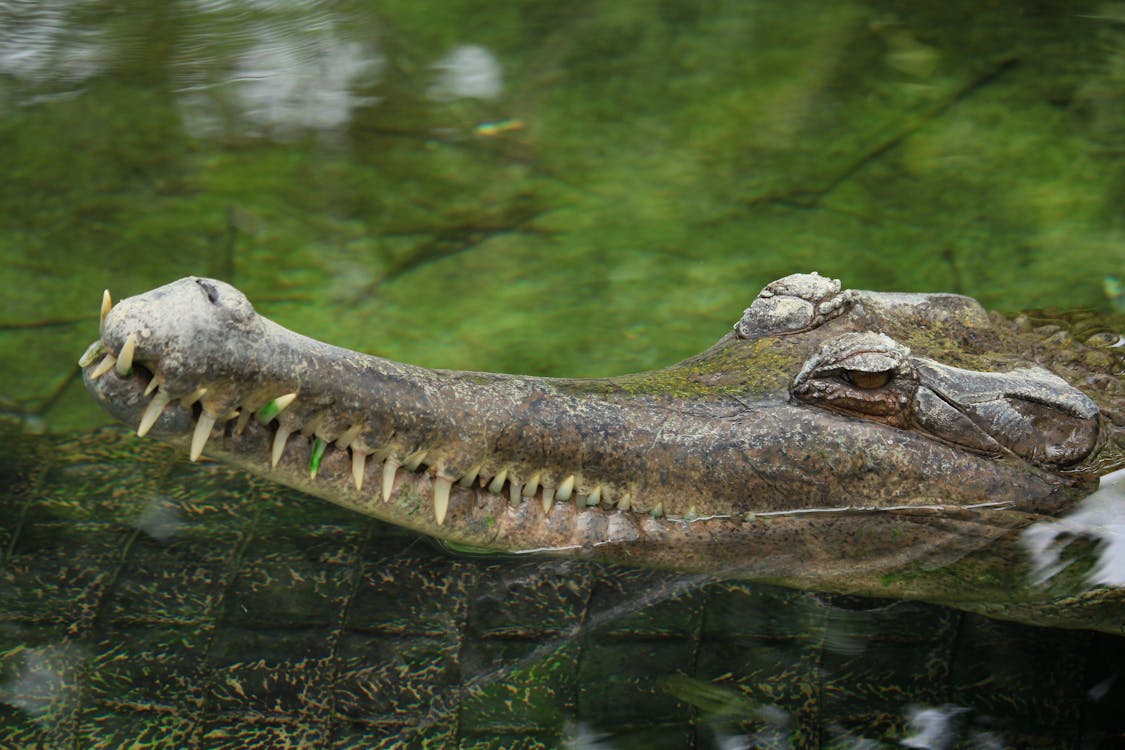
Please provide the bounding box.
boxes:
[1,1,1123,747]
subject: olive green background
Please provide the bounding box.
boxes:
[2,1,1122,434]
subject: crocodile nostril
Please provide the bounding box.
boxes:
[195,278,221,305]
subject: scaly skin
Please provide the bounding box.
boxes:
[80,273,1125,630]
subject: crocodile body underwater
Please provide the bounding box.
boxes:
[80,273,1125,631]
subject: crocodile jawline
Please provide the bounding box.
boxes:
[80,273,1113,609]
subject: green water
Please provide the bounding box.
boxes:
[1,2,1124,748]
[2,0,1123,433]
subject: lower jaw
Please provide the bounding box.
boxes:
[82,362,1046,599]
[82,362,662,548]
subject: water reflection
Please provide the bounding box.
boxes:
[900,704,969,750]
[0,1,104,103]
[1,3,508,140]
[428,44,504,102]
[0,643,83,719]
[174,6,383,139]
[1023,468,1125,587]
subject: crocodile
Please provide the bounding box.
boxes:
[79,273,1125,632]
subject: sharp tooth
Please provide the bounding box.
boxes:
[271,425,292,468]
[137,390,172,437]
[301,414,324,438]
[650,503,664,518]
[542,486,555,514]
[351,449,367,491]
[90,353,116,379]
[100,289,112,329]
[509,481,522,506]
[382,459,399,501]
[556,475,575,501]
[337,424,363,449]
[459,463,481,487]
[586,486,602,506]
[403,449,428,471]
[78,340,105,368]
[522,472,540,498]
[115,333,137,376]
[190,411,217,462]
[488,469,507,494]
[257,393,297,422]
[234,409,251,435]
[143,373,164,397]
[309,437,327,478]
[433,477,452,525]
[182,387,207,407]
[617,493,632,511]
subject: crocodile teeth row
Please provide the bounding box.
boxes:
[130,381,645,527]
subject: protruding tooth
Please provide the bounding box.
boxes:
[257,393,297,422]
[234,409,252,435]
[650,503,664,518]
[190,411,217,462]
[137,390,172,437]
[617,493,632,512]
[100,289,112,328]
[586,486,602,506]
[79,340,105,368]
[488,469,507,494]
[182,387,207,407]
[509,481,522,506]
[337,424,363,449]
[115,333,137,376]
[433,477,452,525]
[522,472,540,498]
[403,449,428,472]
[309,438,327,478]
[556,475,575,501]
[459,463,481,487]
[541,486,556,514]
[351,449,367,491]
[299,413,324,439]
[382,459,399,502]
[143,373,164,397]
[271,425,292,468]
[90,353,116,379]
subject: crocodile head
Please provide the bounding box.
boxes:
[80,274,1122,610]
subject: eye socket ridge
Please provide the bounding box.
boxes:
[790,332,917,423]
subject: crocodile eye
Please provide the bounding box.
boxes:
[791,332,918,424]
[842,369,892,390]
